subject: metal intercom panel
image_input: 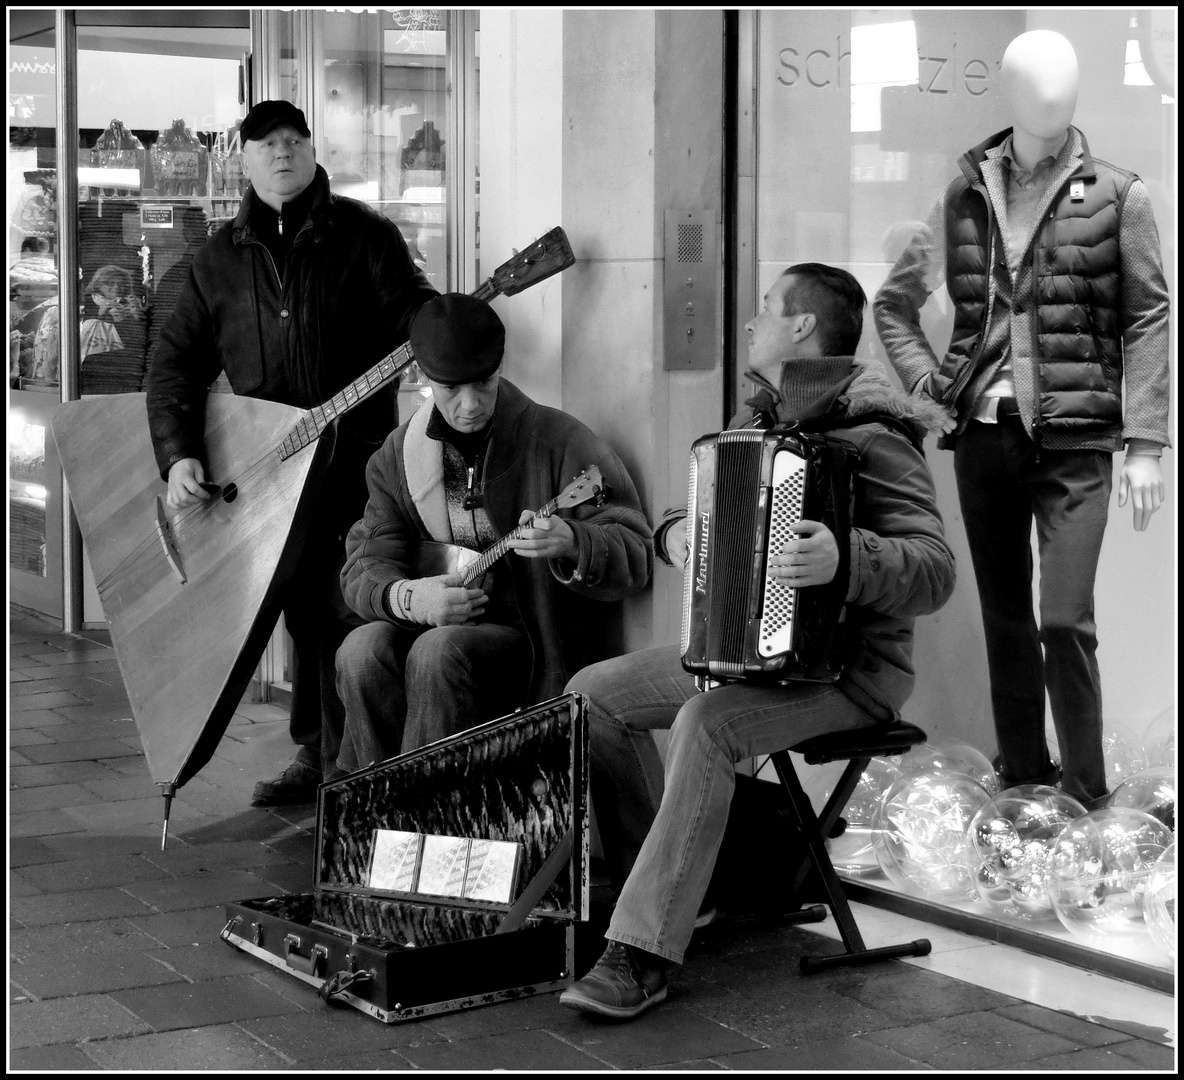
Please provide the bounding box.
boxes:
[663,209,719,371]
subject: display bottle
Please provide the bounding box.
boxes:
[91,119,145,196]
[152,119,208,197]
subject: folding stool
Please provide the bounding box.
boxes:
[766,721,933,974]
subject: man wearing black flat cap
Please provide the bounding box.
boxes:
[146,100,438,806]
[334,292,653,773]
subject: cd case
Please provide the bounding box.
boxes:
[368,829,523,904]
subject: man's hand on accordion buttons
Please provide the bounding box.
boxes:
[768,520,839,587]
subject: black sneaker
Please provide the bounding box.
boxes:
[559,940,668,1020]
[251,756,322,807]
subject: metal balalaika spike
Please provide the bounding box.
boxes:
[160,782,176,849]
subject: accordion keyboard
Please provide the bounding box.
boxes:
[759,448,807,657]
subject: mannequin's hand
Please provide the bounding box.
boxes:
[767,519,839,587]
[1118,455,1165,532]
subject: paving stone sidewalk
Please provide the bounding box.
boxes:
[8,612,1176,1071]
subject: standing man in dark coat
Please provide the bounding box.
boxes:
[146,100,438,806]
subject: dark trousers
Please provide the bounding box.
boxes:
[279,522,364,775]
[334,620,533,772]
[278,432,373,776]
[953,414,1112,805]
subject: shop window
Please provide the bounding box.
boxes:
[744,7,1176,980]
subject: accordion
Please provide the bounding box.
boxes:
[680,426,858,688]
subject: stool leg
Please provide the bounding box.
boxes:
[771,753,868,955]
[770,751,932,975]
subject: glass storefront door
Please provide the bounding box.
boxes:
[256,8,479,296]
[7,9,251,623]
[252,7,480,702]
[9,14,61,616]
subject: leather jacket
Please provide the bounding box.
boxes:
[146,165,437,494]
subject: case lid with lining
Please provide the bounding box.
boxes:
[313,693,589,925]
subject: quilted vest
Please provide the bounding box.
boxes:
[942,130,1135,442]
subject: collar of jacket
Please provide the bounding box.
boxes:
[782,356,952,437]
[957,125,1095,188]
[230,164,333,244]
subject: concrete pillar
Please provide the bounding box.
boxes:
[482,9,728,653]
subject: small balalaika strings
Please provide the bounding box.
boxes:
[96,278,501,598]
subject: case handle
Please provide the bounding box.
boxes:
[283,934,328,976]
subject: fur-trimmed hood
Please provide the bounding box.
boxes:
[829,357,954,436]
[742,356,953,440]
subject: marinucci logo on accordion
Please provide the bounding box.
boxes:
[695,510,711,595]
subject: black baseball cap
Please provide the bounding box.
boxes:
[239,100,311,143]
[410,294,505,384]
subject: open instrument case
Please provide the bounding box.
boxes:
[222,694,589,1022]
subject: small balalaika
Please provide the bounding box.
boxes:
[680,426,859,689]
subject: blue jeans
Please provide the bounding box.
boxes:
[334,620,532,772]
[566,645,877,966]
[954,416,1112,805]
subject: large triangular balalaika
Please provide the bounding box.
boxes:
[51,228,575,842]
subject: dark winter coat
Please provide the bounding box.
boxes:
[341,378,654,703]
[145,165,437,528]
[736,359,955,721]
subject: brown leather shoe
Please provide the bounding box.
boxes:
[560,940,668,1020]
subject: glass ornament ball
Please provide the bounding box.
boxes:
[1102,728,1151,792]
[899,741,1000,795]
[963,785,1088,921]
[872,770,991,900]
[825,757,902,877]
[1048,808,1173,946]
[1107,766,1175,832]
[1141,842,1176,967]
[1142,707,1176,770]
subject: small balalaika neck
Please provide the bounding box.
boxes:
[460,492,563,586]
[278,277,501,462]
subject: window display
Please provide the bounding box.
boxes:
[746,7,1175,984]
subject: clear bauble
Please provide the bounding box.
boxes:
[1141,841,1176,967]
[963,785,1087,921]
[872,770,992,900]
[1047,808,1173,947]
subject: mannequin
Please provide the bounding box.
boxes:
[873,30,1172,806]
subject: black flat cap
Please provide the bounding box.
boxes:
[240,100,311,143]
[410,294,505,384]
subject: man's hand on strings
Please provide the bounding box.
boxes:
[508,509,578,560]
[166,457,211,509]
[767,519,839,587]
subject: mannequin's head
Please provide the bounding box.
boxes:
[1001,30,1079,141]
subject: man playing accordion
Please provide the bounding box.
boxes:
[561,262,956,1021]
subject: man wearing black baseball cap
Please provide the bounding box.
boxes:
[333,292,653,773]
[146,101,438,807]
